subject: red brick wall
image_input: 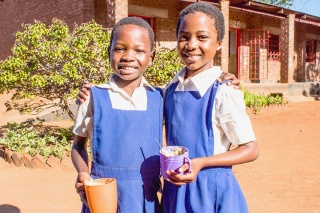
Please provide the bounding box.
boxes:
[129,0,180,49]
[94,0,108,27]
[0,0,85,60]
[267,61,281,82]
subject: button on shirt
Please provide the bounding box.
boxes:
[166,66,256,155]
[73,74,155,143]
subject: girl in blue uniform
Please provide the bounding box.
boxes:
[71,17,163,213]
[162,3,259,213]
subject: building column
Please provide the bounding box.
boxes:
[280,13,295,83]
[219,0,229,73]
[106,0,128,28]
[296,23,306,82]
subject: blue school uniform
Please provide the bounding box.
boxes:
[163,81,248,213]
[81,86,163,213]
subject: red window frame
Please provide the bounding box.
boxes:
[306,39,317,63]
[128,14,155,31]
[268,34,280,61]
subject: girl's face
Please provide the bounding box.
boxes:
[177,12,221,78]
[109,25,153,83]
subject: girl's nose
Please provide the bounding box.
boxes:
[121,50,135,61]
[185,39,198,50]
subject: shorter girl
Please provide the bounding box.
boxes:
[71,17,163,213]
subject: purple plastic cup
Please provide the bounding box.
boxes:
[160,146,191,180]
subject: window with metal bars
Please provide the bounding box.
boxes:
[306,39,317,63]
[268,34,280,61]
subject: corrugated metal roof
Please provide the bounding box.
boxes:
[179,0,320,26]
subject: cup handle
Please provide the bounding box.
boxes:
[184,157,192,173]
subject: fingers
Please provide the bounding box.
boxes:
[165,170,195,186]
[164,165,195,186]
[218,72,231,82]
[219,72,242,89]
[77,189,88,206]
[75,172,91,206]
[178,163,191,173]
[220,72,233,80]
[231,79,240,86]
[81,86,90,96]
[76,96,84,105]
[76,85,91,104]
[233,85,242,90]
[78,172,92,183]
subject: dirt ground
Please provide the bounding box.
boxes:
[0,92,319,213]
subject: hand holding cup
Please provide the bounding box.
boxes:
[160,146,191,180]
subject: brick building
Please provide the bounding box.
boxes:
[0,0,319,90]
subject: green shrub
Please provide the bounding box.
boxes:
[0,120,73,159]
[243,89,285,113]
[145,47,182,86]
[0,19,112,120]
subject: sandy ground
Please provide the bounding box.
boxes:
[0,92,319,213]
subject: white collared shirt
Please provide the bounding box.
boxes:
[166,66,256,155]
[73,74,155,141]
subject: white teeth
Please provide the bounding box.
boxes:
[122,66,136,70]
[185,54,200,58]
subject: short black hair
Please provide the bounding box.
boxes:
[176,2,225,41]
[109,17,155,50]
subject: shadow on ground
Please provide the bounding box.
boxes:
[0,204,21,213]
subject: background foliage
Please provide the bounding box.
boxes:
[145,48,182,87]
[254,0,294,7]
[0,19,112,120]
[0,119,73,159]
[243,89,285,113]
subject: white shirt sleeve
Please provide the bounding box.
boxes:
[215,84,256,146]
[73,94,93,138]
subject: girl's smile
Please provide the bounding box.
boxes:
[117,65,139,75]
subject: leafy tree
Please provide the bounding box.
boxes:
[254,0,294,7]
[145,48,182,87]
[0,19,112,120]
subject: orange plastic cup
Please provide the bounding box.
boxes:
[84,178,117,213]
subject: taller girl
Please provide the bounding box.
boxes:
[163,2,259,212]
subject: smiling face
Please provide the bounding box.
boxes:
[109,24,153,84]
[177,11,221,78]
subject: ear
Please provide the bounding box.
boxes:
[216,41,222,51]
[149,50,155,66]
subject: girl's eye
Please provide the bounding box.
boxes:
[136,49,145,53]
[114,47,124,52]
[178,35,188,41]
[199,35,208,40]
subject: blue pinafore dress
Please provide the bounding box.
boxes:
[163,81,248,213]
[81,86,163,213]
